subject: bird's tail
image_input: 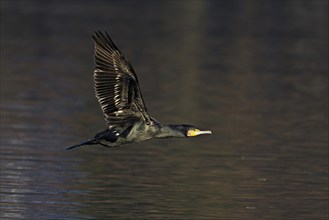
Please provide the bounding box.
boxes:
[66,138,98,150]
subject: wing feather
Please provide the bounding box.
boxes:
[92,31,149,127]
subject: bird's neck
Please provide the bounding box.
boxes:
[155,125,185,138]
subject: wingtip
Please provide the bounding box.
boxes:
[92,31,119,52]
[93,31,101,40]
[93,31,109,38]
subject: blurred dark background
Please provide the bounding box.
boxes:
[1,1,328,219]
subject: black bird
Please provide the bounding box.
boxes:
[67,31,211,150]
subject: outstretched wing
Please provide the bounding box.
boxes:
[92,31,149,128]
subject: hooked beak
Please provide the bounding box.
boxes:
[187,129,212,137]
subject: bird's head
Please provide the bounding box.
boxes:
[168,125,212,137]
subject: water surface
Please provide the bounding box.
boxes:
[1,1,328,219]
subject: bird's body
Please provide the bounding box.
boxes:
[67,31,211,150]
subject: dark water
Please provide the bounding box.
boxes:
[1,1,328,219]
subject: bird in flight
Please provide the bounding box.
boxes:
[67,31,211,150]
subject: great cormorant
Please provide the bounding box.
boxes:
[67,31,211,150]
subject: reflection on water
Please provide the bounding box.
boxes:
[1,1,328,219]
